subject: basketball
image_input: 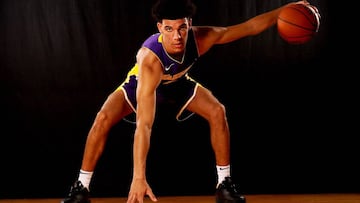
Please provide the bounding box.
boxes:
[277,3,320,44]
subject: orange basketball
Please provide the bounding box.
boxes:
[277,3,320,44]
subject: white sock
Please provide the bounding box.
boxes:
[78,169,93,190]
[216,165,230,187]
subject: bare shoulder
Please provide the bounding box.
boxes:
[192,26,213,39]
[136,47,160,65]
[192,26,226,55]
[136,47,153,60]
[136,47,162,75]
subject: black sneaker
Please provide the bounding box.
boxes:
[61,180,90,203]
[215,177,246,203]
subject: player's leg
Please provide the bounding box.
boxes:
[186,85,230,167]
[61,89,134,203]
[186,85,246,203]
[81,89,133,172]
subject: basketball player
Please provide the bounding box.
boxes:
[61,0,307,203]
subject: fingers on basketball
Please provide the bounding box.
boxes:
[277,3,321,44]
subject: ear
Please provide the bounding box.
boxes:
[157,22,162,33]
[188,18,192,27]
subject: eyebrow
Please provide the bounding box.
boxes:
[164,23,188,29]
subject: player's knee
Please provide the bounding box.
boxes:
[209,103,227,122]
[94,111,110,126]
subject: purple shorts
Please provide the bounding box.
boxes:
[120,74,199,121]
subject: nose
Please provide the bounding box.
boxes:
[173,30,181,40]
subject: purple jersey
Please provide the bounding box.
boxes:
[118,29,201,121]
[142,29,199,84]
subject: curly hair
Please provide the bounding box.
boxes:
[151,0,197,22]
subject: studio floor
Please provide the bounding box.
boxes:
[1,193,360,203]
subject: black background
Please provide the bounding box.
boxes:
[1,0,357,199]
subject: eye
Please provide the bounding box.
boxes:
[164,26,173,32]
[179,25,188,32]
[179,27,187,32]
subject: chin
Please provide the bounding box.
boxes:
[169,49,184,55]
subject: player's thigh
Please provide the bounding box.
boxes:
[186,85,221,119]
[100,89,133,123]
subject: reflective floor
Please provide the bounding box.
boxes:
[0,194,360,203]
[1,194,360,203]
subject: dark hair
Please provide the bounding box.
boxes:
[151,0,197,22]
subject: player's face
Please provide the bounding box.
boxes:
[157,18,191,56]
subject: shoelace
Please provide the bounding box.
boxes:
[66,182,84,197]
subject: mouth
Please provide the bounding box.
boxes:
[173,43,183,49]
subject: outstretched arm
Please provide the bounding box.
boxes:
[194,1,307,55]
